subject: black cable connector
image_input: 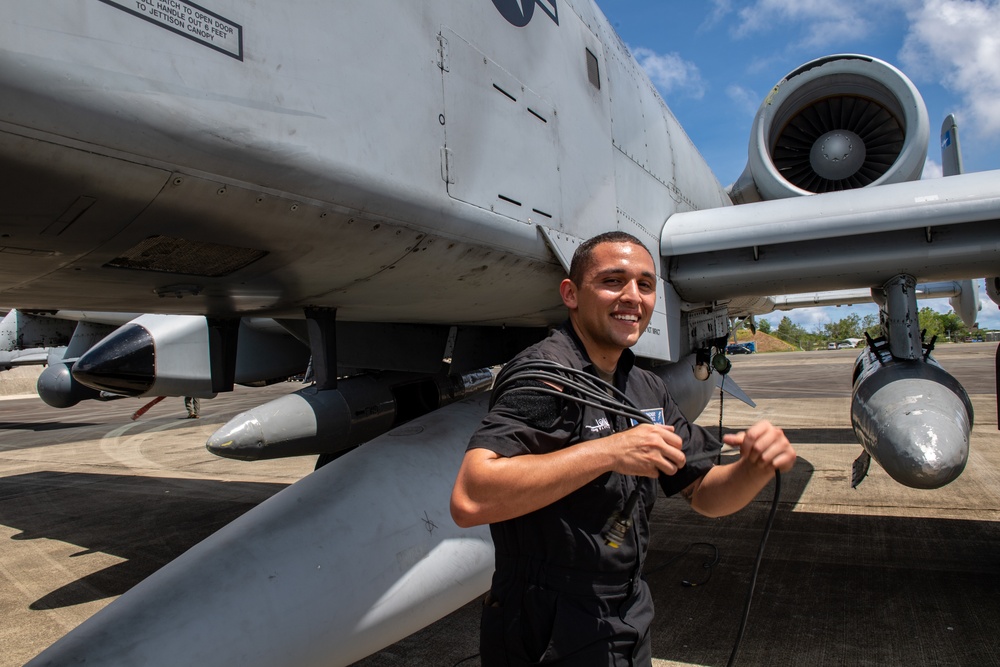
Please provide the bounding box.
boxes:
[602,487,640,548]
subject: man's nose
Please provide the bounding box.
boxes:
[620,279,640,302]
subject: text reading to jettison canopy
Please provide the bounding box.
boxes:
[102,0,242,59]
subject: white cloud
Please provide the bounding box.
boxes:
[632,47,706,99]
[702,0,734,30]
[730,0,893,48]
[726,84,760,116]
[922,157,943,179]
[780,303,879,333]
[900,0,1000,140]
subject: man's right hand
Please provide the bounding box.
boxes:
[607,424,686,477]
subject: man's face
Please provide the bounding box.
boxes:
[561,242,656,361]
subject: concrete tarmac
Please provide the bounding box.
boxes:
[2,345,998,666]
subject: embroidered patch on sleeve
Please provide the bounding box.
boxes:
[630,408,664,426]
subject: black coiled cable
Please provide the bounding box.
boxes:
[494,358,660,545]
[492,359,724,468]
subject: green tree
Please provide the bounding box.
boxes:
[822,313,863,340]
[918,307,945,339]
[861,314,880,338]
[758,318,772,334]
[936,311,969,341]
[860,307,973,343]
[920,308,969,340]
[774,316,813,349]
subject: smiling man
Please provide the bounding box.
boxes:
[451,231,795,666]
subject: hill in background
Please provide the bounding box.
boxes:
[733,329,798,353]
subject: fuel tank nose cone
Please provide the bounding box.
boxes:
[852,355,973,490]
[72,324,155,396]
[875,407,970,489]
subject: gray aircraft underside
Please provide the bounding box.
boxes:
[2,1,998,665]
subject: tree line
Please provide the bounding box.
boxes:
[749,308,982,351]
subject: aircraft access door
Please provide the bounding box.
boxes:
[439,28,562,226]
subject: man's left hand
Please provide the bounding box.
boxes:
[722,420,796,476]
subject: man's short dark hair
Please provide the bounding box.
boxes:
[568,231,652,285]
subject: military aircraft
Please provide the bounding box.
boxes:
[3,0,999,665]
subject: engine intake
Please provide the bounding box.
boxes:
[730,55,929,203]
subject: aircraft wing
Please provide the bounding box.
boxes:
[663,170,1000,303]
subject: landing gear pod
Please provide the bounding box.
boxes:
[37,363,102,408]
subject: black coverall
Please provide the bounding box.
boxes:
[466,323,718,666]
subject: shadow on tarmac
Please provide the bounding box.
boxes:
[0,472,289,609]
[645,498,1000,667]
[0,421,103,433]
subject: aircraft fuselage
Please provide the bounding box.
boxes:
[0,0,726,335]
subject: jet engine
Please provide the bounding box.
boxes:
[729,55,929,203]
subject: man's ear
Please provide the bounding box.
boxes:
[559,278,578,309]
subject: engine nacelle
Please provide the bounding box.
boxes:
[729,55,929,203]
[986,277,1000,308]
[948,279,981,328]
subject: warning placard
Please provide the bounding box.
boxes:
[99,0,243,60]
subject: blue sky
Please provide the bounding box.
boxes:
[597,0,1000,331]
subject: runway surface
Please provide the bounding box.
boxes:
[1,345,998,666]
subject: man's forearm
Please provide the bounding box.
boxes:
[452,423,689,527]
[689,459,776,518]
